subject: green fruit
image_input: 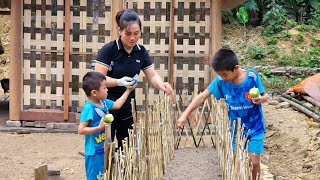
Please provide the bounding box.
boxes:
[104,114,114,123]
[249,87,260,98]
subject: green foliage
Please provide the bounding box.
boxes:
[286,19,298,28]
[278,55,292,66]
[297,24,309,31]
[261,74,301,93]
[262,3,287,35]
[243,0,259,11]
[247,46,267,60]
[293,46,320,68]
[264,36,278,45]
[266,45,280,58]
[293,32,304,44]
[308,11,320,27]
[222,10,235,24]
[236,7,249,25]
[310,0,320,11]
[280,30,292,40]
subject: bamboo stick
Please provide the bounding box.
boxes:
[302,95,320,108]
[279,96,320,122]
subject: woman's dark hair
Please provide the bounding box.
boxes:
[211,48,238,72]
[115,9,141,31]
[82,71,106,97]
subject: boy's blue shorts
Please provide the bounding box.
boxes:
[85,152,104,180]
[232,132,264,154]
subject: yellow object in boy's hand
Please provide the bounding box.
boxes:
[103,114,114,123]
[249,87,260,98]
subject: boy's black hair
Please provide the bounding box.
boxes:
[211,48,238,71]
[82,71,106,97]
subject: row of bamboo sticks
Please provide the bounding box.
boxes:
[101,92,253,180]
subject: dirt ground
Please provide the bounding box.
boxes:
[1,101,320,179]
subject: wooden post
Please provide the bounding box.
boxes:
[9,0,22,121]
[208,0,222,84]
[168,0,175,86]
[63,0,71,120]
[34,165,48,180]
[111,0,124,39]
[104,124,112,176]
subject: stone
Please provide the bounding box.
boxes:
[6,120,21,127]
[268,100,279,105]
[276,102,290,109]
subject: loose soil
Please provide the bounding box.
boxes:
[1,102,320,179]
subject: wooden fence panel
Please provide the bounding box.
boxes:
[22,0,212,113]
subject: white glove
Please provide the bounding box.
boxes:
[116,76,135,87]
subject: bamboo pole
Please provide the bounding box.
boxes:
[168,0,175,85]
[282,93,320,115]
[63,0,71,120]
[279,96,320,122]
[104,125,112,176]
[302,95,320,108]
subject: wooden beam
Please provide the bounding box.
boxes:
[20,111,77,122]
[63,1,71,120]
[111,0,124,40]
[168,0,175,86]
[9,0,22,121]
[0,10,10,15]
[208,0,222,84]
[211,0,222,56]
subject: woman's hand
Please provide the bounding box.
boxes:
[116,76,135,87]
[160,82,173,95]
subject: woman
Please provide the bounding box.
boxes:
[94,9,173,149]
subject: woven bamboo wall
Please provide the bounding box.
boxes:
[22,0,211,112]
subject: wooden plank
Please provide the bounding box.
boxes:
[34,165,48,180]
[9,0,23,121]
[20,111,77,122]
[64,0,70,120]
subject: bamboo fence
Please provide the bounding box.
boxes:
[103,94,253,180]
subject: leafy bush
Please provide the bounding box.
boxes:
[286,19,298,28]
[297,24,309,31]
[236,7,249,26]
[247,46,267,60]
[262,3,287,35]
[293,32,304,44]
[222,10,235,24]
[280,30,292,40]
[308,11,320,27]
[264,36,278,45]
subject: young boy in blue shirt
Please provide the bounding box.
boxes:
[177,48,269,179]
[78,71,136,180]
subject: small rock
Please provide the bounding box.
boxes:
[268,100,279,105]
[276,102,290,109]
[265,131,276,138]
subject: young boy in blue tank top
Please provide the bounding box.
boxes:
[78,71,136,180]
[177,48,269,179]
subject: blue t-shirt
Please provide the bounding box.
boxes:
[208,69,265,137]
[80,99,114,155]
